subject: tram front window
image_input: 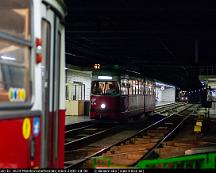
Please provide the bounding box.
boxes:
[91,81,120,95]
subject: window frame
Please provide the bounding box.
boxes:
[0,0,34,109]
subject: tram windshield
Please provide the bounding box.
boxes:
[91,81,120,95]
[0,0,31,106]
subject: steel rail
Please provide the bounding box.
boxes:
[65,124,125,151]
[65,104,195,168]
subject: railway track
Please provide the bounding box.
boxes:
[65,121,122,151]
[64,114,167,168]
[65,120,95,132]
[64,103,181,151]
[138,105,198,161]
[89,106,196,168]
[155,102,177,110]
[155,102,186,115]
[64,104,197,168]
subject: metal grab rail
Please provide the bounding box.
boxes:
[136,152,216,169]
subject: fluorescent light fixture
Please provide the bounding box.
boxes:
[126,69,140,74]
[156,82,163,86]
[156,82,174,88]
[1,55,16,61]
[64,67,68,70]
[98,76,112,80]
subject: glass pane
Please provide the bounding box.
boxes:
[129,80,133,95]
[135,80,139,95]
[121,79,129,95]
[145,81,149,95]
[149,82,153,95]
[139,80,144,95]
[0,0,31,40]
[91,81,120,95]
[41,20,51,117]
[0,40,25,63]
[132,80,136,95]
[0,39,30,104]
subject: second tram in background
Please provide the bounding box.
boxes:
[90,67,156,120]
[178,91,189,102]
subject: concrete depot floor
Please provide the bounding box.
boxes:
[65,115,90,125]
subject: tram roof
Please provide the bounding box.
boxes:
[92,66,155,82]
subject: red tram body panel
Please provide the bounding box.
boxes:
[90,95,120,119]
[0,115,41,168]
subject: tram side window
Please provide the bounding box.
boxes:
[0,39,30,103]
[149,83,153,95]
[129,80,133,95]
[145,81,149,95]
[150,83,156,95]
[145,81,153,95]
[0,1,31,40]
[133,80,137,95]
[121,79,129,95]
[135,80,139,95]
[139,80,144,95]
[153,85,156,95]
[0,0,31,106]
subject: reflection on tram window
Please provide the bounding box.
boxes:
[0,39,30,103]
[91,81,120,95]
[0,0,31,40]
[0,40,25,63]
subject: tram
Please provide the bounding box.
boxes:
[0,0,65,168]
[178,91,189,102]
[90,68,156,120]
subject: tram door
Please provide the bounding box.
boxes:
[41,4,64,168]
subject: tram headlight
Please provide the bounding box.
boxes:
[101,103,106,109]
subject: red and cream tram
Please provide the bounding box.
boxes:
[178,90,189,102]
[0,0,65,168]
[90,68,156,120]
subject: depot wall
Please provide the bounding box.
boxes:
[156,87,176,103]
[66,69,92,100]
[162,88,176,102]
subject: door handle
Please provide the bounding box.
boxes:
[30,137,36,160]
